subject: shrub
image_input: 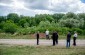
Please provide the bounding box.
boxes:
[71,28,83,35]
[3,20,18,34]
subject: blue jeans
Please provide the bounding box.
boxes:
[66,40,70,47]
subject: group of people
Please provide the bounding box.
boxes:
[66,31,78,47]
[36,30,78,48]
[46,30,58,46]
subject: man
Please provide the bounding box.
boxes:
[36,31,39,45]
[73,31,78,46]
[52,31,58,46]
[66,32,71,48]
[45,29,50,40]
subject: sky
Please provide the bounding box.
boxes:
[0,0,85,16]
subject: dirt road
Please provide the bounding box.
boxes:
[0,39,85,46]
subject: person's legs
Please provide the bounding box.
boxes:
[69,41,70,47]
[55,39,58,44]
[46,35,48,39]
[66,40,68,47]
[37,38,39,45]
[47,35,50,40]
[66,40,70,47]
[53,39,55,46]
[74,37,76,46]
[75,37,77,46]
[46,35,49,39]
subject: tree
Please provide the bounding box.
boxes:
[59,18,84,28]
[38,21,51,28]
[7,13,19,23]
[62,12,79,19]
[35,14,46,25]
[3,20,18,34]
[78,13,85,20]
[51,21,59,27]
[0,16,6,23]
[18,19,27,27]
[78,13,85,29]
[52,13,65,22]
[0,21,5,29]
[45,14,54,22]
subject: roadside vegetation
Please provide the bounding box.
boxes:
[0,12,85,38]
[0,33,85,39]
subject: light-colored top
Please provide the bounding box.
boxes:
[73,33,78,37]
[45,30,49,35]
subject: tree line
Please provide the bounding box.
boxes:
[0,12,85,35]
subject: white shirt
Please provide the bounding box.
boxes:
[73,33,78,37]
[45,31,49,35]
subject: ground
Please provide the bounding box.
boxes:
[0,45,85,55]
[0,39,85,55]
[0,39,85,46]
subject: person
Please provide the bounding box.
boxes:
[66,31,71,48]
[52,31,58,46]
[45,29,50,40]
[73,31,78,46]
[36,31,39,45]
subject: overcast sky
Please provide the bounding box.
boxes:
[0,0,85,16]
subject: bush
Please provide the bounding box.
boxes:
[71,28,83,35]
[3,21,18,34]
[82,30,85,35]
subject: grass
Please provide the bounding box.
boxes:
[0,45,85,55]
[0,33,35,39]
[0,33,85,39]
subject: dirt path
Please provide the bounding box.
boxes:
[0,39,85,46]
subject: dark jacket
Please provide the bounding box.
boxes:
[52,32,58,39]
[67,33,71,41]
[36,33,39,39]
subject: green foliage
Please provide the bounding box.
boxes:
[7,13,19,23]
[51,21,60,27]
[17,28,29,35]
[62,12,79,19]
[78,13,85,20]
[71,28,83,35]
[52,13,65,22]
[3,20,18,34]
[0,16,6,23]
[0,21,5,29]
[38,21,51,28]
[0,13,85,35]
[82,30,85,35]
[59,18,84,28]
[18,19,28,27]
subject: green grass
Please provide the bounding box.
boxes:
[0,45,85,55]
[0,33,85,39]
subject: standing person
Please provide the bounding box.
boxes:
[52,31,58,46]
[66,31,71,48]
[36,31,39,45]
[45,29,50,40]
[73,31,78,46]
